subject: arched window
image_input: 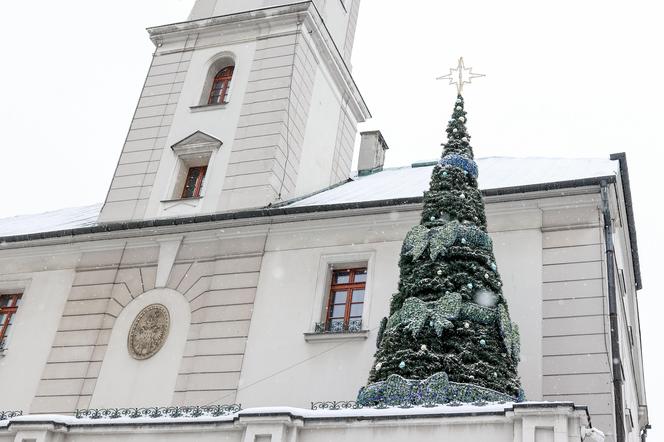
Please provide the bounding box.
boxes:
[208,66,234,105]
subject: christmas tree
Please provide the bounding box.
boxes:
[357,94,523,406]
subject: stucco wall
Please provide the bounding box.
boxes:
[0,184,641,442]
[100,3,365,223]
[237,203,546,408]
[0,269,74,413]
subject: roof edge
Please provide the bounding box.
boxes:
[609,152,642,290]
[0,176,615,245]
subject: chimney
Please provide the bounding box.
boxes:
[358,130,389,176]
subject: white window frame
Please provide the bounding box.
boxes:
[0,278,30,356]
[163,131,222,203]
[304,250,376,342]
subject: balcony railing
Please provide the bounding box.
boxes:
[0,410,22,420]
[314,319,363,334]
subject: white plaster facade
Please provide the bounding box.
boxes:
[0,174,647,442]
[0,1,649,442]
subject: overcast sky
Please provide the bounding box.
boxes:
[0,0,662,436]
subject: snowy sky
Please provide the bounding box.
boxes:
[1,0,662,436]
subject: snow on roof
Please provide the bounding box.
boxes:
[0,204,101,238]
[288,156,618,207]
[0,157,618,238]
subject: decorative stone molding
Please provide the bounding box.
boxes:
[127,304,170,360]
[170,131,222,158]
[303,330,369,343]
[155,236,183,288]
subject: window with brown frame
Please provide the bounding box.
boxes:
[324,268,367,333]
[208,66,234,105]
[181,165,207,199]
[0,294,22,350]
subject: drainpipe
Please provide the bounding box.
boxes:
[640,424,651,442]
[600,180,625,442]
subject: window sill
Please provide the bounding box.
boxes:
[190,103,228,113]
[303,330,370,343]
[160,197,203,204]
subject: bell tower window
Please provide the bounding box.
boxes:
[0,293,22,350]
[166,131,222,203]
[208,66,234,105]
[181,166,208,199]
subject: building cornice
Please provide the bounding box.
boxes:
[0,402,589,431]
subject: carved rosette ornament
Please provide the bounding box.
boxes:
[128,304,170,360]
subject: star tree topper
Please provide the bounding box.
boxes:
[437,57,485,94]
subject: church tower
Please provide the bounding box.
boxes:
[99,0,369,222]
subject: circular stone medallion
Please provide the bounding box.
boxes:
[128,304,170,360]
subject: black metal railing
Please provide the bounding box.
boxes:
[74,404,241,419]
[0,410,22,420]
[314,319,363,334]
[311,399,499,410]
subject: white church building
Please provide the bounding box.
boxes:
[0,1,648,442]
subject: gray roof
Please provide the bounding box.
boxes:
[290,157,618,207]
[0,204,101,238]
[0,157,619,238]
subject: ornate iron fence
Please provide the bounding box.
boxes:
[74,404,241,419]
[314,319,363,334]
[311,398,502,410]
[0,410,22,420]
